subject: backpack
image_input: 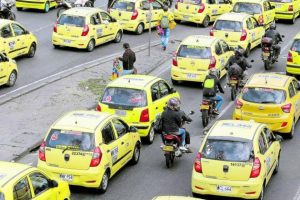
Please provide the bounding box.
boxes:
[203,78,216,97]
[160,15,169,29]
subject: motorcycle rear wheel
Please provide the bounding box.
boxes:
[202,110,209,127]
[264,60,271,70]
[165,152,173,168]
[231,86,236,101]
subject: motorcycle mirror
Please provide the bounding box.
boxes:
[250,60,254,63]
[189,111,195,115]
[281,35,285,38]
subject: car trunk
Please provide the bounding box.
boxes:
[110,0,136,21]
[213,20,243,43]
[177,1,201,14]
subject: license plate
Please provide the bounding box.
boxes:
[186,73,197,79]
[59,174,73,182]
[200,104,209,110]
[163,145,174,152]
[263,52,270,57]
[115,110,126,116]
[229,80,238,84]
[216,185,232,193]
[183,15,189,20]
[64,40,71,44]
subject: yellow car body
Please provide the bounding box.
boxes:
[0,19,37,59]
[52,7,123,51]
[109,0,164,34]
[286,32,300,75]
[233,73,300,138]
[232,0,276,29]
[96,75,180,143]
[0,161,70,200]
[16,0,56,12]
[37,110,141,190]
[171,35,234,84]
[191,120,281,199]
[210,13,265,57]
[269,0,300,22]
[0,53,18,87]
[174,0,232,27]
[152,196,203,200]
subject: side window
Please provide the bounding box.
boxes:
[101,123,116,144]
[246,19,254,30]
[29,172,50,196]
[151,82,160,101]
[215,42,223,55]
[11,24,26,36]
[251,18,259,28]
[90,13,101,25]
[263,128,274,147]
[159,81,170,97]
[258,133,268,154]
[292,80,300,93]
[1,25,13,38]
[220,40,229,52]
[288,82,296,98]
[152,1,162,9]
[217,0,226,4]
[207,0,216,4]
[100,12,112,23]
[13,177,32,200]
[112,119,128,137]
[263,2,270,11]
[140,1,150,10]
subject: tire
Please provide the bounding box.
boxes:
[86,39,95,52]
[114,30,122,43]
[16,7,23,11]
[98,170,109,193]
[165,153,172,168]
[202,16,210,28]
[53,44,59,49]
[287,120,295,139]
[145,125,155,144]
[244,45,250,57]
[27,43,36,58]
[171,78,179,85]
[136,23,144,35]
[44,2,50,13]
[57,7,67,18]
[264,60,270,70]
[230,86,236,101]
[273,154,280,174]
[130,143,140,165]
[6,70,17,87]
[202,110,209,127]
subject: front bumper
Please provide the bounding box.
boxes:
[52,33,89,49]
[174,10,205,24]
[286,63,300,75]
[171,66,208,82]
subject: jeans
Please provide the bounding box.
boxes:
[211,94,224,111]
[161,28,170,48]
[122,69,134,75]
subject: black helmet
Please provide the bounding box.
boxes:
[163,5,168,12]
[234,47,244,57]
[123,43,130,49]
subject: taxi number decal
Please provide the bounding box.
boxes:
[97,28,103,38]
[230,163,245,167]
[111,146,118,164]
[72,152,92,156]
[9,41,15,50]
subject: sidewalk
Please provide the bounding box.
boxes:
[0,42,178,162]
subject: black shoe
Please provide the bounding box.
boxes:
[163,46,166,51]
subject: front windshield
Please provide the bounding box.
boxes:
[112,0,135,12]
[214,20,242,32]
[242,87,286,104]
[233,3,262,15]
[178,45,211,59]
[291,39,300,53]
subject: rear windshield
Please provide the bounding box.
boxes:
[233,3,262,15]
[269,0,292,2]
[214,20,242,32]
[111,0,135,12]
[202,139,252,162]
[242,87,286,104]
[291,39,300,53]
[0,192,4,200]
[178,45,211,59]
[58,15,85,27]
[181,0,202,4]
[46,129,95,151]
[101,87,147,107]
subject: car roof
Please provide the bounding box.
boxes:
[0,19,13,27]
[218,12,250,22]
[0,161,32,188]
[246,73,291,89]
[181,35,218,47]
[235,0,264,4]
[63,7,103,16]
[107,75,160,89]
[208,120,262,140]
[52,110,112,132]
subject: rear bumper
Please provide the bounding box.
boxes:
[16,0,56,9]
[174,10,205,24]
[130,123,150,137]
[118,20,139,32]
[286,63,300,74]
[171,65,208,82]
[275,12,295,20]
[191,170,262,199]
[52,33,89,49]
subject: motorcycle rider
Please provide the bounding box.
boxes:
[203,68,224,115]
[161,98,188,151]
[263,23,282,61]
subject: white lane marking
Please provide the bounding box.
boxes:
[293,185,300,200]
[32,24,53,33]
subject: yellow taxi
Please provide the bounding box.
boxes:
[109,0,164,35]
[286,32,300,75]
[16,0,57,13]
[0,19,37,59]
[233,73,300,138]
[152,196,203,200]
[191,120,281,199]
[96,75,180,144]
[174,0,232,27]
[0,53,18,87]
[171,35,234,85]
[210,13,265,57]
[232,0,276,29]
[52,7,123,52]
[269,0,300,24]
[37,110,141,191]
[0,161,70,200]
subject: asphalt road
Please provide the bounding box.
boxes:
[16,16,300,199]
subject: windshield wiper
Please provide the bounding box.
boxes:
[62,146,80,154]
[259,101,276,104]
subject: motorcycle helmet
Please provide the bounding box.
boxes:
[208,67,219,78]
[163,5,168,12]
[270,22,276,30]
[234,46,244,57]
[167,98,180,110]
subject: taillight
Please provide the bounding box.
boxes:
[263,47,270,52]
[287,51,293,63]
[240,29,247,41]
[53,21,57,33]
[208,56,216,69]
[90,147,102,167]
[250,157,261,178]
[209,28,214,36]
[194,153,202,173]
[258,15,264,25]
[175,2,178,9]
[288,5,293,11]
[38,141,46,161]
[96,104,101,112]
[81,25,89,36]
[281,103,291,113]
[172,52,178,66]
[198,3,205,13]
[140,108,149,122]
[131,9,138,20]
[235,99,243,109]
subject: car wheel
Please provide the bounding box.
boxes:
[98,170,109,193]
[86,39,95,52]
[114,30,122,43]
[244,45,250,58]
[6,70,17,87]
[171,78,179,85]
[287,120,295,139]
[136,23,144,35]
[53,44,59,49]
[84,0,93,7]
[130,143,140,165]
[44,2,50,13]
[16,7,23,11]
[273,154,280,174]
[27,43,36,58]
[145,125,155,144]
[202,16,210,28]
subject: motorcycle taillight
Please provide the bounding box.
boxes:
[202,100,210,105]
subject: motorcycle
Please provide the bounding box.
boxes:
[161,110,194,168]
[56,0,94,17]
[0,0,16,20]
[261,37,282,70]
[200,98,218,127]
[227,75,242,101]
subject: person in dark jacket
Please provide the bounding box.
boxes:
[264,23,282,61]
[118,43,136,75]
[203,68,224,115]
[107,0,113,8]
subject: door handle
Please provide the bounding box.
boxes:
[271,151,274,154]
[107,150,110,153]
[93,28,95,30]
[155,107,158,109]
[121,142,124,145]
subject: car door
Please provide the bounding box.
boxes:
[90,13,107,45]
[152,1,164,27]
[207,0,219,21]
[292,80,300,119]
[158,80,177,111]
[13,176,32,200]
[250,17,264,48]
[263,128,279,176]
[0,54,7,85]
[263,1,274,27]
[150,81,163,117]
[100,11,115,41]
[289,80,300,119]
[139,0,150,29]
[216,0,231,16]
[28,172,56,200]
[246,17,257,48]
[219,40,233,76]
[11,23,28,57]
[0,24,17,58]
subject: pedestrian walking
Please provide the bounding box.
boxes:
[118,43,136,75]
[157,6,176,51]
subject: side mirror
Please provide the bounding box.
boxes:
[111,18,117,23]
[250,60,254,63]
[271,5,275,9]
[49,180,58,188]
[129,126,138,132]
[189,110,195,115]
[275,135,283,142]
[281,35,285,38]
[170,88,176,93]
